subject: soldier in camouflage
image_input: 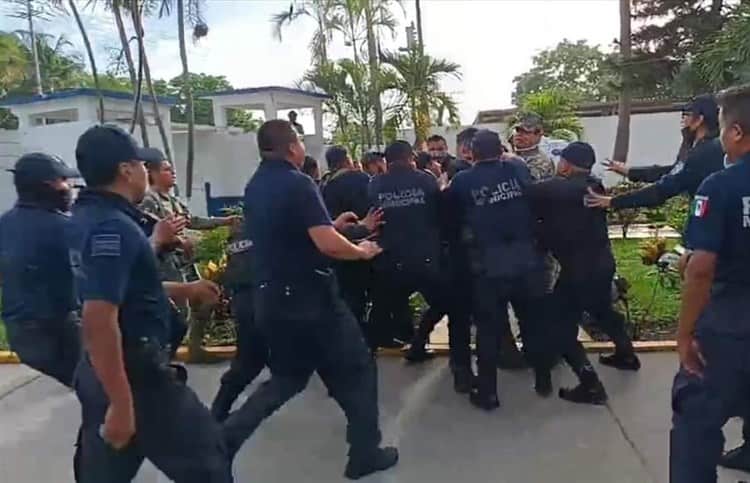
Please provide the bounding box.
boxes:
[512,112,556,181]
[139,148,239,360]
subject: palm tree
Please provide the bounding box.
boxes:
[25,1,43,95]
[271,0,337,66]
[382,50,461,144]
[0,33,29,95]
[66,0,104,123]
[414,0,423,54]
[612,0,632,162]
[510,89,583,139]
[7,0,46,95]
[697,2,750,88]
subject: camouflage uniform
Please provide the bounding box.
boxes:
[516,147,556,182]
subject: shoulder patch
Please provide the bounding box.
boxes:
[692,195,709,218]
[91,233,122,257]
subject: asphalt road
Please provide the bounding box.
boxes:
[0,354,747,483]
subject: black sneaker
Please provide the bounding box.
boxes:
[345,446,399,480]
[469,390,500,411]
[404,347,436,364]
[534,370,553,398]
[599,353,641,371]
[719,442,750,472]
[559,381,608,405]
[453,368,474,394]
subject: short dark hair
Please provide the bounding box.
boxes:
[325,145,349,171]
[427,134,447,144]
[257,120,298,158]
[416,151,432,170]
[456,127,479,149]
[718,84,750,136]
[471,129,503,161]
[385,140,413,164]
[302,156,319,177]
[363,151,385,166]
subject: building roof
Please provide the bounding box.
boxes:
[0,88,178,107]
[474,98,690,124]
[200,86,331,100]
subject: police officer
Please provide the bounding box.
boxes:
[587,94,724,233]
[210,218,269,422]
[368,140,451,363]
[363,151,387,177]
[527,142,634,404]
[447,129,550,410]
[222,120,398,480]
[445,127,477,180]
[69,124,233,482]
[512,112,556,181]
[669,85,750,483]
[0,153,81,387]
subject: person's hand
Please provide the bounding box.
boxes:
[357,240,383,260]
[584,187,613,209]
[603,159,629,176]
[102,401,135,450]
[334,211,359,231]
[360,208,384,233]
[221,215,242,227]
[187,279,221,306]
[178,236,194,260]
[437,172,449,190]
[678,334,705,378]
[152,215,187,249]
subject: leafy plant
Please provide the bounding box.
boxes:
[508,89,584,140]
[606,181,647,239]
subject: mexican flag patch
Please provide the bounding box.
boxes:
[692,195,709,218]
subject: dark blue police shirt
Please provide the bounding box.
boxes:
[244,158,333,284]
[0,203,78,325]
[322,169,371,219]
[368,164,443,265]
[448,158,542,278]
[685,154,750,334]
[68,190,171,346]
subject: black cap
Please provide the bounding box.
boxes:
[560,142,596,170]
[8,152,79,186]
[471,129,503,159]
[683,94,719,126]
[75,124,150,185]
[140,147,166,168]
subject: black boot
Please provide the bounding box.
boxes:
[599,352,641,371]
[344,447,399,480]
[452,366,474,394]
[404,345,436,364]
[559,380,608,405]
[534,369,552,398]
[719,442,750,472]
[211,384,243,422]
[469,389,500,411]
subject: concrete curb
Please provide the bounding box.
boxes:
[0,340,677,365]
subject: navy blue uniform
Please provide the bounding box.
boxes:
[368,165,450,355]
[612,137,724,212]
[448,158,549,398]
[670,155,750,483]
[223,158,382,459]
[0,202,80,386]
[322,169,373,335]
[69,190,232,483]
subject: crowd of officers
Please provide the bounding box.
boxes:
[0,84,749,483]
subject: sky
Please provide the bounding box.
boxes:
[0,0,621,124]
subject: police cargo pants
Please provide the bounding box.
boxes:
[74,355,234,483]
[670,331,750,483]
[223,275,382,458]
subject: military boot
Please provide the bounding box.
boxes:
[344,447,399,480]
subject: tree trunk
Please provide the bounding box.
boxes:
[26,0,43,95]
[113,2,149,145]
[612,0,631,162]
[131,1,174,168]
[415,0,424,55]
[364,1,383,148]
[69,0,104,123]
[177,0,195,200]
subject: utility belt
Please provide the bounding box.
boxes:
[120,337,184,386]
[6,311,80,332]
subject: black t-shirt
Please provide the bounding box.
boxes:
[322,169,371,219]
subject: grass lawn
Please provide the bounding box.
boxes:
[611,238,681,339]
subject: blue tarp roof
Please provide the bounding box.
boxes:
[200,86,331,100]
[0,88,179,107]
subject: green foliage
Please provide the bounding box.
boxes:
[512,39,619,104]
[696,2,750,89]
[193,226,230,264]
[606,181,648,238]
[508,89,583,139]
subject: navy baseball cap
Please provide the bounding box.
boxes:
[8,152,79,185]
[75,124,150,185]
[471,129,503,158]
[560,142,596,170]
[140,147,167,168]
[682,94,719,126]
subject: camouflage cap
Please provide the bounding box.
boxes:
[513,112,544,132]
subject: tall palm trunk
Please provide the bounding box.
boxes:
[112,1,149,145]
[26,0,43,95]
[69,0,104,123]
[131,1,174,168]
[612,0,631,162]
[177,0,195,199]
[415,0,424,55]
[364,1,382,148]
